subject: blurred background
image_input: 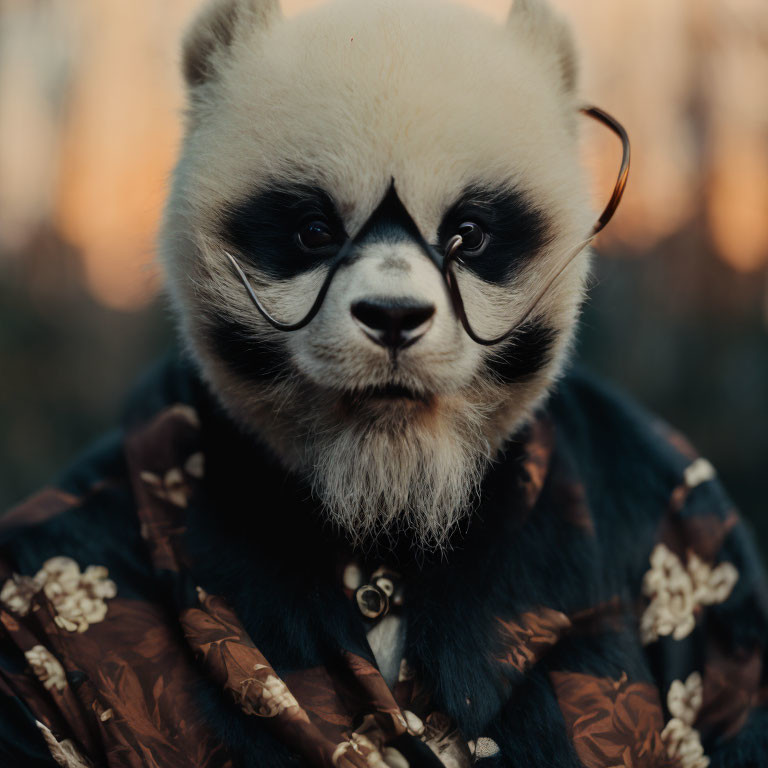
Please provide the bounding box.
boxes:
[1,0,766,550]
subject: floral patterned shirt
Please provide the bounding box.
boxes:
[0,357,766,768]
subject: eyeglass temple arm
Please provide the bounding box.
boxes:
[224,238,356,332]
[582,105,631,235]
[442,104,631,346]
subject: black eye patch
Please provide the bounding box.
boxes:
[486,320,557,383]
[437,184,553,284]
[204,310,288,382]
[219,185,347,280]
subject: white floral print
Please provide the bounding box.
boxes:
[25,645,67,691]
[687,552,739,606]
[36,720,92,768]
[663,718,709,768]
[140,449,205,508]
[0,556,116,633]
[140,468,191,508]
[683,458,716,490]
[668,672,704,725]
[0,573,42,616]
[237,664,301,717]
[331,732,394,767]
[641,543,738,644]
[43,558,117,632]
[661,672,709,768]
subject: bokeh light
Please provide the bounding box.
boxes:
[2,0,766,308]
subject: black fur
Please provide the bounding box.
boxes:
[220,185,347,280]
[486,321,557,383]
[354,183,432,251]
[205,311,288,381]
[437,184,552,283]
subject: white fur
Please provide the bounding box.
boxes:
[160,0,594,550]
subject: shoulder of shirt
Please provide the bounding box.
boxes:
[547,366,736,526]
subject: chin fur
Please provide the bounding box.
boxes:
[305,390,491,552]
[191,343,559,552]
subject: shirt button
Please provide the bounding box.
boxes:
[355,584,390,619]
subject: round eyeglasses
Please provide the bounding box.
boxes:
[223,105,630,346]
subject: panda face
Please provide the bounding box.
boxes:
[161,0,593,548]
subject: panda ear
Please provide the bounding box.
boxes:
[508,0,578,94]
[182,0,280,88]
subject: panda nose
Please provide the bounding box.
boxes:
[351,298,435,350]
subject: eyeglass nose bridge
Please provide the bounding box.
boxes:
[224,103,630,344]
[223,221,471,340]
[223,189,451,334]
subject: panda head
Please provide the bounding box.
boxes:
[160,0,594,550]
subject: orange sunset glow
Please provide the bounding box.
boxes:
[1,0,767,309]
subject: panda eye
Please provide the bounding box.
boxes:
[297,218,336,251]
[457,221,488,255]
